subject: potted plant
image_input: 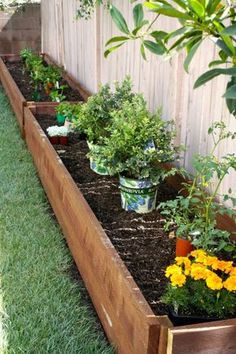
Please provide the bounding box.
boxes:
[56,102,82,128]
[46,126,59,145]
[159,121,236,256]
[162,249,236,326]
[92,94,178,213]
[57,126,69,145]
[76,77,135,175]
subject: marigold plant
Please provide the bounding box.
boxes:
[162,250,236,318]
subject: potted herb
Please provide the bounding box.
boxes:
[93,95,178,213]
[159,122,236,256]
[46,126,59,145]
[56,102,82,128]
[162,249,236,326]
[77,77,134,175]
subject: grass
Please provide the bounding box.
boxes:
[0,87,114,354]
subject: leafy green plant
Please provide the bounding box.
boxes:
[76,0,110,19]
[56,102,82,122]
[76,76,135,143]
[20,49,66,101]
[105,1,236,115]
[162,250,236,318]
[158,121,236,254]
[92,94,178,182]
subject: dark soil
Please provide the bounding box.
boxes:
[4,59,83,102]
[36,113,177,316]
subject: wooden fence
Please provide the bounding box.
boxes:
[0,4,41,54]
[41,0,236,204]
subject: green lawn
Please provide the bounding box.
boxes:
[0,87,114,354]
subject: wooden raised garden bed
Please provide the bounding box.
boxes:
[22,103,236,354]
[0,53,88,136]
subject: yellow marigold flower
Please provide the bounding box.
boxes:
[175,256,188,265]
[206,256,218,268]
[230,267,236,277]
[190,263,209,280]
[224,276,236,292]
[165,265,182,278]
[206,272,223,291]
[190,249,208,264]
[216,260,233,274]
[170,273,186,287]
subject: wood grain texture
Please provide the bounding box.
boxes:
[168,318,236,354]
[22,104,236,354]
[24,105,161,354]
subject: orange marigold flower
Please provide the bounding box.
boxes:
[230,267,236,277]
[190,263,209,280]
[224,276,236,292]
[216,260,233,274]
[165,265,182,278]
[206,256,218,269]
[206,272,223,291]
[170,273,186,287]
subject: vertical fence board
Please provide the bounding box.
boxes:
[41,0,236,204]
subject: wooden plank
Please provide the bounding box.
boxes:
[168,318,236,354]
[24,105,161,354]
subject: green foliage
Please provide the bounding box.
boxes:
[163,279,236,318]
[92,95,178,181]
[158,121,236,255]
[76,0,110,19]
[76,76,135,143]
[105,0,236,115]
[20,49,66,102]
[0,87,114,354]
[56,102,82,122]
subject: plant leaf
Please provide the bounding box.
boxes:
[151,30,168,41]
[189,0,205,17]
[110,5,130,35]
[223,84,236,99]
[221,23,236,36]
[104,42,126,58]
[105,36,130,46]
[194,67,236,88]
[143,40,166,55]
[144,2,192,20]
[184,39,202,72]
[133,4,144,27]
[140,43,147,60]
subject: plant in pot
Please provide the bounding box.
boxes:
[46,126,59,145]
[55,102,82,128]
[159,121,236,256]
[57,126,69,145]
[162,249,236,326]
[76,77,135,175]
[92,94,178,213]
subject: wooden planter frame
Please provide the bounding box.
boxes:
[23,103,236,354]
[1,56,236,352]
[0,54,89,136]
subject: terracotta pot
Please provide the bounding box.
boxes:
[176,238,193,257]
[49,136,59,145]
[59,136,68,145]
